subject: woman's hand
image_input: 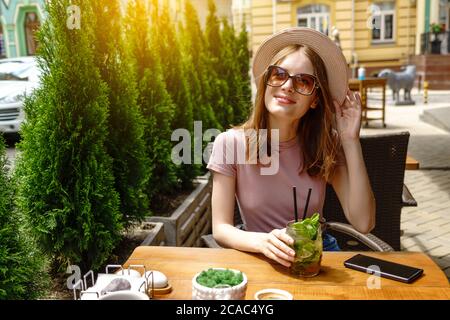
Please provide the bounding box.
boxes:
[333,89,362,143]
[256,228,296,267]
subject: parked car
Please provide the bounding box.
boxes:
[0,56,41,134]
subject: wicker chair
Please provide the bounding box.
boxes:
[323,131,413,251]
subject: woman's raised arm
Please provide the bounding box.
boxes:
[331,89,376,234]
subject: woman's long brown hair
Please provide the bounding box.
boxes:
[235,45,341,182]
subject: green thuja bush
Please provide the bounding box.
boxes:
[221,19,251,125]
[0,136,50,299]
[16,0,122,271]
[151,1,199,189]
[125,0,178,203]
[91,0,150,225]
[236,20,252,124]
[180,0,219,131]
[205,0,233,128]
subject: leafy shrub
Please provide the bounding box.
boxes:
[91,0,150,225]
[0,136,50,299]
[16,0,122,271]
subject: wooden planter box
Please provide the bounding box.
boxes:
[147,172,212,247]
[139,222,165,246]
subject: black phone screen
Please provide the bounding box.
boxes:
[344,254,424,283]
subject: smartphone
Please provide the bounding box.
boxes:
[344,254,424,283]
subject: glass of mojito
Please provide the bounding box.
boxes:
[286,213,323,277]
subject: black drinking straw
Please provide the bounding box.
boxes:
[302,188,312,220]
[293,186,298,222]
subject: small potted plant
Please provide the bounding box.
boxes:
[430,23,444,54]
[430,23,444,34]
[192,268,247,300]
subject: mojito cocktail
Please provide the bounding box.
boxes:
[286,213,323,277]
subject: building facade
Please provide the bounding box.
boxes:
[0,0,46,58]
[232,0,450,80]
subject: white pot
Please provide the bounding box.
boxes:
[192,268,247,300]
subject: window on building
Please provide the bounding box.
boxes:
[24,12,40,56]
[439,0,449,30]
[0,24,5,58]
[297,4,330,35]
[371,2,395,43]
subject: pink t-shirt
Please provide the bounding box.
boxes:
[207,128,332,233]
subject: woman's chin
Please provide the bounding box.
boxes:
[268,105,295,115]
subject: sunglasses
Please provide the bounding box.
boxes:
[265,65,319,96]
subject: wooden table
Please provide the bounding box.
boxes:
[124,246,449,300]
[349,78,387,128]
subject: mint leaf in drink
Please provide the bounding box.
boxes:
[290,213,321,240]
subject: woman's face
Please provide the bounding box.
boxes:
[264,48,318,123]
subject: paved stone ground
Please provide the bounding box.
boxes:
[361,88,450,280]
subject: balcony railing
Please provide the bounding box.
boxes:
[421,31,450,54]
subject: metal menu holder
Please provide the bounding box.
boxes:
[72,264,154,300]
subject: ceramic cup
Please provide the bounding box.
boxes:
[254,288,293,300]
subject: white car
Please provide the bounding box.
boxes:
[0,57,41,134]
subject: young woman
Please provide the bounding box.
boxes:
[207,27,375,267]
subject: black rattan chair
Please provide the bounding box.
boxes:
[323,131,413,251]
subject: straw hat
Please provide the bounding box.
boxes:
[252,27,350,106]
